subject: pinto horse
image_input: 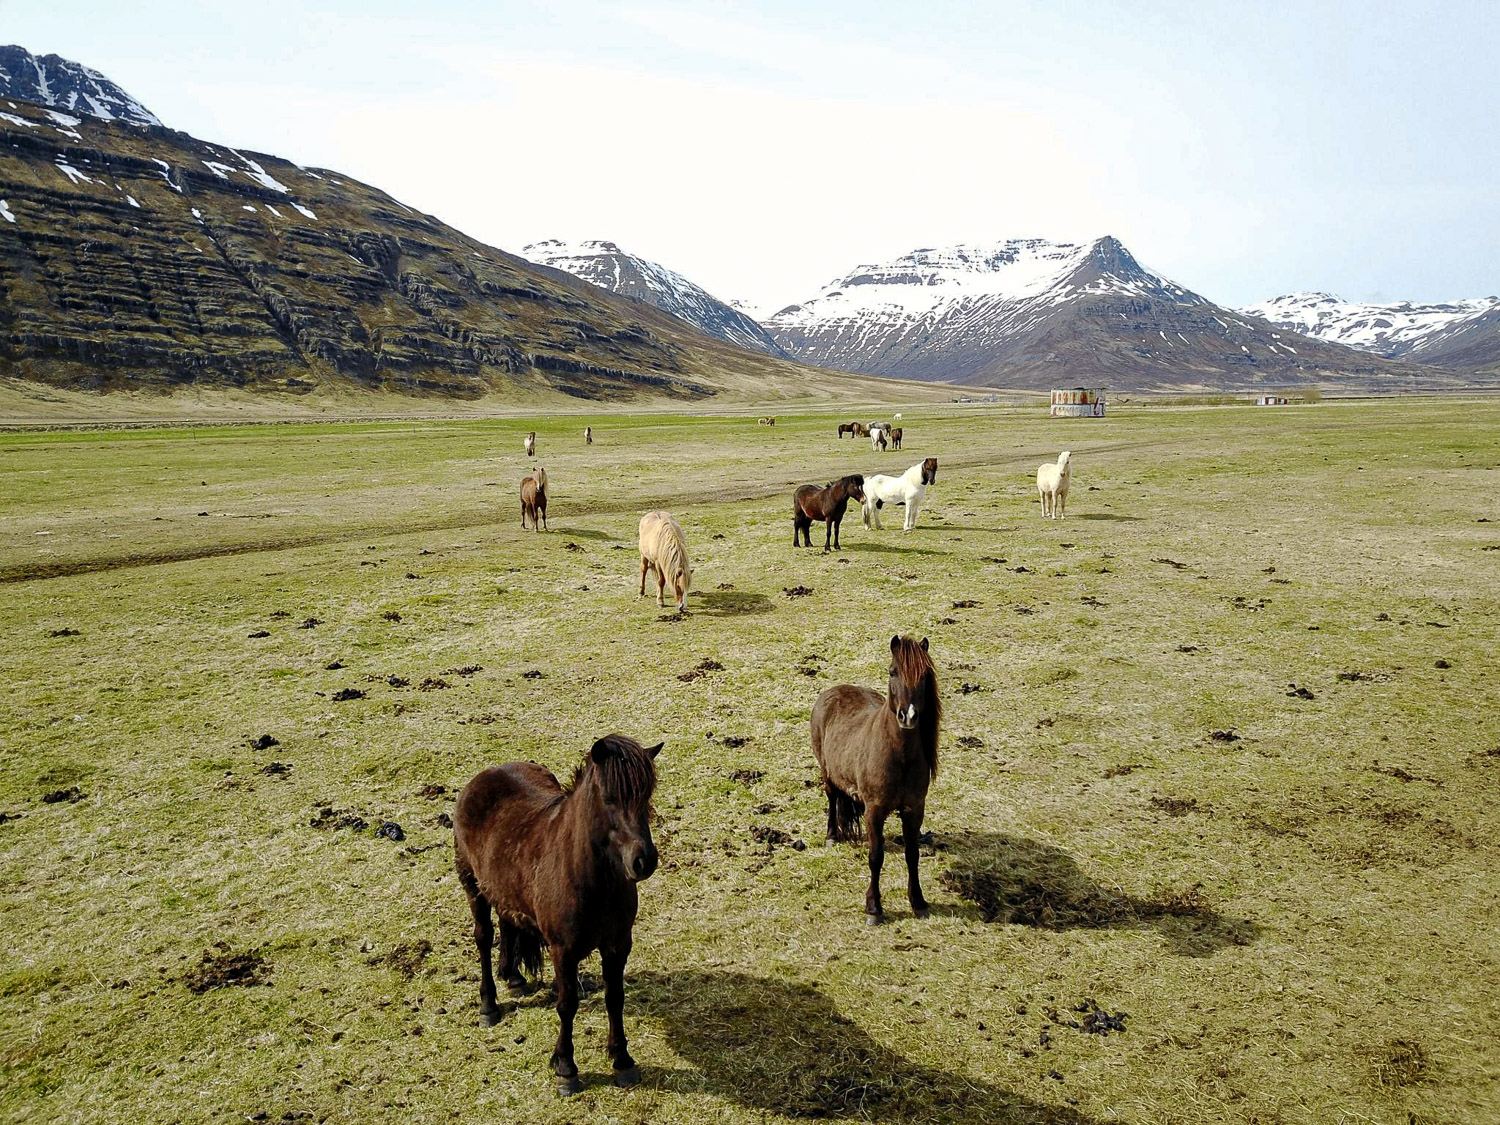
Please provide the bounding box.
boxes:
[811,635,941,923]
[793,474,865,552]
[454,734,663,1096]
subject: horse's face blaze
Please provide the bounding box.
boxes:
[888,664,924,730]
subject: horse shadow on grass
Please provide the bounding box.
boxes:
[627,968,1104,1123]
[1070,513,1143,522]
[934,831,1259,957]
[545,526,616,541]
[843,541,947,557]
[694,590,775,617]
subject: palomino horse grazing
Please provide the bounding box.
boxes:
[890,427,903,450]
[520,467,549,531]
[638,511,692,613]
[793,474,865,552]
[584,426,593,446]
[454,734,662,1096]
[811,635,941,923]
[870,424,889,452]
[1037,451,1072,519]
[524,431,537,457]
[862,457,938,531]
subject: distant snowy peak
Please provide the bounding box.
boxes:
[0,45,161,127]
[520,239,786,357]
[1241,292,1500,356]
[770,236,1201,328]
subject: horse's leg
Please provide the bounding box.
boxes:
[460,868,501,1025]
[864,805,888,923]
[549,945,583,1095]
[905,498,918,531]
[600,944,640,1085]
[639,555,649,597]
[497,921,527,994]
[823,518,832,553]
[540,501,547,531]
[898,808,930,918]
[656,566,667,607]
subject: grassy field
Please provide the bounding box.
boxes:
[2,400,1498,1125]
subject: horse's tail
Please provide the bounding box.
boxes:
[507,926,544,980]
[826,780,863,841]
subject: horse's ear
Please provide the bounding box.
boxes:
[647,742,663,759]
[590,737,615,764]
[920,636,929,651]
[890,634,901,652]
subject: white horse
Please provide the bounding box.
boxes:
[870,424,889,452]
[1037,451,1072,519]
[862,457,938,531]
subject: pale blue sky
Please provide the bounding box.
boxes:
[4,0,1496,311]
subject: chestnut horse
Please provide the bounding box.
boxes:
[521,467,548,531]
[811,635,941,923]
[793,474,865,552]
[454,734,663,1096]
[890,426,903,450]
[837,421,861,439]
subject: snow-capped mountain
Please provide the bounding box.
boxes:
[0,45,160,127]
[761,236,1443,390]
[520,239,786,357]
[1241,292,1500,372]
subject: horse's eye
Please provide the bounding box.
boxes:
[889,666,897,676]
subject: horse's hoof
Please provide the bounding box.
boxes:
[613,1066,642,1088]
[913,906,931,920]
[865,912,886,926]
[480,1007,501,1027]
[505,978,527,996]
[557,1076,583,1097]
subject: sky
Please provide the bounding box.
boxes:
[4,0,1496,313]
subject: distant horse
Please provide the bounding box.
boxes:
[890,427,903,450]
[837,421,862,439]
[1037,451,1072,519]
[757,417,776,426]
[870,424,889,452]
[521,467,548,531]
[852,422,869,437]
[862,457,938,531]
[638,511,692,613]
[524,431,536,457]
[454,734,662,1096]
[584,426,593,446]
[811,635,941,923]
[793,474,865,552]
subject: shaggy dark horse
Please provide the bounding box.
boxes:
[837,421,862,439]
[811,635,941,923]
[453,734,663,1096]
[793,474,865,552]
[890,426,903,450]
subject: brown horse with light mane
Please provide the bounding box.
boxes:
[837,421,861,439]
[811,635,941,923]
[454,734,662,1096]
[793,474,865,552]
[520,467,548,531]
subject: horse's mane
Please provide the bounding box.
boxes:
[643,513,690,582]
[531,466,548,492]
[892,636,941,779]
[567,734,657,813]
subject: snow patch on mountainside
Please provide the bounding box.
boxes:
[1241,292,1500,356]
[0,45,161,128]
[521,239,785,356]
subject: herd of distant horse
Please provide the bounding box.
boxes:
[466,418,1075,1094]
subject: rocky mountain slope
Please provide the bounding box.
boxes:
[0,48,898,405]
[1242,291,1500,374]
[521,239,786,357]
[762,238,1462,391]
[0,45,161,127]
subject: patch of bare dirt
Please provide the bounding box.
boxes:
[679,659,725,682]
[727,767,763,784]
[783,585,813,598]
[182,943,270,993]
[1149,796,1202,817]
[41,786,85,804]
[330,688,365,702]
[366,939,432,979]
[418,678,449,691]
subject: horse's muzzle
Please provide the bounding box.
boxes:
[896,703,919,729]
[629,847,658,882]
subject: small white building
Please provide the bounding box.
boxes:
[1050,388,1106,418]
[1256,395,1290,406]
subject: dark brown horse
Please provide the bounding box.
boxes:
[454,734,663,1096]
[520,467,548,531]
[793,474,865,552]
[890,426,903,450]
[811,635,940,923]
[837,421,861,439]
